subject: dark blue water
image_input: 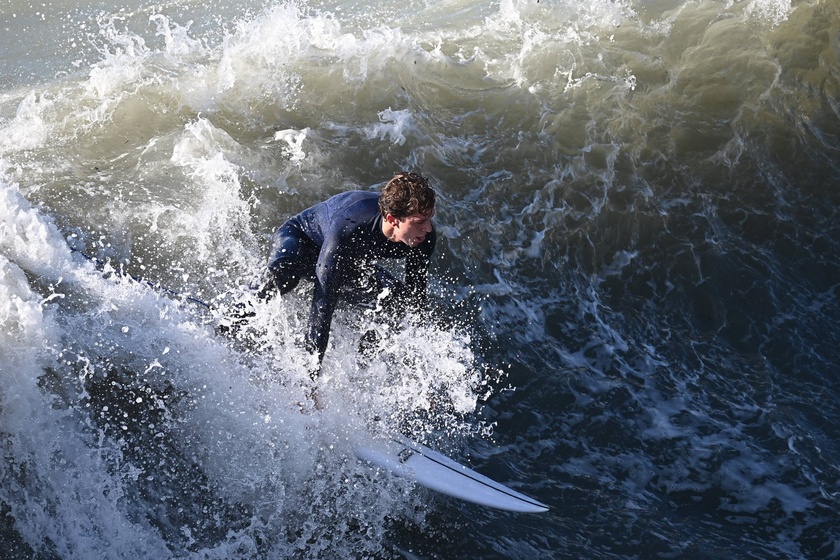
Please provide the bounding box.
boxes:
[1,0,839,557]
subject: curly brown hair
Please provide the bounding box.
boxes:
[379,172,436,218]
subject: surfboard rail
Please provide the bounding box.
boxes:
[355,435,549,513]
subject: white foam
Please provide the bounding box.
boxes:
[274,127,310,161]
[365,108,414,146]
[745,0,793,26]
[0,184,173,557]
[0,179,74,280]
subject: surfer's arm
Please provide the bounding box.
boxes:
[304,234,345,367]
[402,229,436,308]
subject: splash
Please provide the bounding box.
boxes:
[0,165,493,557]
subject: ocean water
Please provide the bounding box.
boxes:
[1,0,839,557]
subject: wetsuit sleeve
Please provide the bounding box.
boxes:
[305,229,346,363]
[403,228,436,306]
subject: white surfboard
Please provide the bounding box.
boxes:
[354,435,549,513]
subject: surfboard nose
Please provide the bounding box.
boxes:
[355,435,549,513]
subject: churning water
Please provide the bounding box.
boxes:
[2,0,839,557]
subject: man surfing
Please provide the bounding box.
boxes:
[222,171,437,378]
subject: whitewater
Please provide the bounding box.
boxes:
[2,0,839,558]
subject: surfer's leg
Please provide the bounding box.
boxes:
[256,220,318,300]
[354,266,411,360]
[218,221,316,336]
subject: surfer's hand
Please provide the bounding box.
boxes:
[306,383,324,411]
[296,378,324,413]
[215,300,256,336]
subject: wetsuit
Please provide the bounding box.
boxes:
[263,190,436,362]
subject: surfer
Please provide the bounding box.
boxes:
[222,171,437,376]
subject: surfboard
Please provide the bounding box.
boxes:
[354,435,549,513]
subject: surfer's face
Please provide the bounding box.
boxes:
[387,209,434,247]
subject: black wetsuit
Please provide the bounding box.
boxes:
[264,190,436,362]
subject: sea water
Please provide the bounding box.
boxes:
[1,0,839,558]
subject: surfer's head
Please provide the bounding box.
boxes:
[380,172,436,248]
[379,172,436,219]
